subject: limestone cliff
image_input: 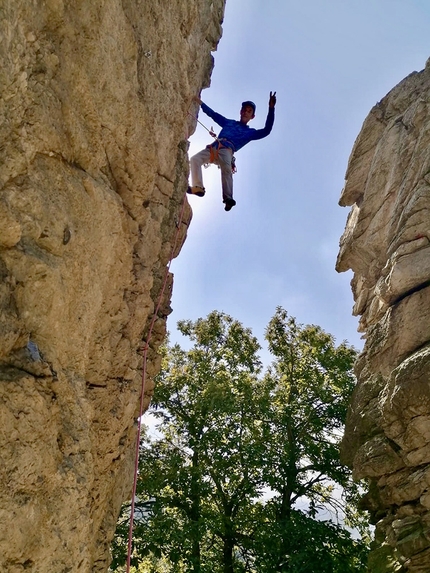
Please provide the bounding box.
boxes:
[337,59,430,572]
[0,1,225,571]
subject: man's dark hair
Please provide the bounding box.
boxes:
[241,100,256,114]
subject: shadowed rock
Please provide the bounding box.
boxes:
[338,58,430,572]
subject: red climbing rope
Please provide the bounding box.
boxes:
[126,191,188,572]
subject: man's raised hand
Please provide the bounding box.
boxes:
[269,91,277,108]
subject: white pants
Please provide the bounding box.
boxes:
[190,146,234,202]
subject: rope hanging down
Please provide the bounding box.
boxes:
[126,192,188,573]
[187,110,218,140]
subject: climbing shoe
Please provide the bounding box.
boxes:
[224,198,236,211]
[187,186,205,197]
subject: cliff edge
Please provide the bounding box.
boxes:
[337,59,430,572]
[0,1,225,571]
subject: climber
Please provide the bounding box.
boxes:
[187,91,277,211]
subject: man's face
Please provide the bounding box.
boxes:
[240,105,255,124]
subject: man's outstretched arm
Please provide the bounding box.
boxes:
[193,95,229,128]
[251,91,276,141]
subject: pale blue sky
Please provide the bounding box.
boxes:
[168,0,430,356]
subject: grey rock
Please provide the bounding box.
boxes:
[338,61,430,571]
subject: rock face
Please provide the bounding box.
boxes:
[337,59,430,572]
[0,1,225,571]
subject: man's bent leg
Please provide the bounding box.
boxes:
[190,148,211,189]
[218,148,234,202]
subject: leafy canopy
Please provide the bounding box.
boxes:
[111,309,369,573]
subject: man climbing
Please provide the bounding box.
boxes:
[187,91,277,211]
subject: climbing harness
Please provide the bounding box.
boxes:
[187,111,237,174]
[207,140,237,175]
[126,192,188,573]
[208,139,233,164]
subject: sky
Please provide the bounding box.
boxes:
[167,0,430,359]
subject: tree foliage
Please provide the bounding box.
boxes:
[111,309,369,572]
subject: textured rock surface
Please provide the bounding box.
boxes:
[337,59,430,572]
[0,1,225,571]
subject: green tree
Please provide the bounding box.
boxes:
[254,308,368,571]
[111,310,369,572]
[113,312,264,573]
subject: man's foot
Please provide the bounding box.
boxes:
[187,186,205,197]
[224,198,236,211]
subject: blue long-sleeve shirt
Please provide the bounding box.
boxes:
[201,102,275,152]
